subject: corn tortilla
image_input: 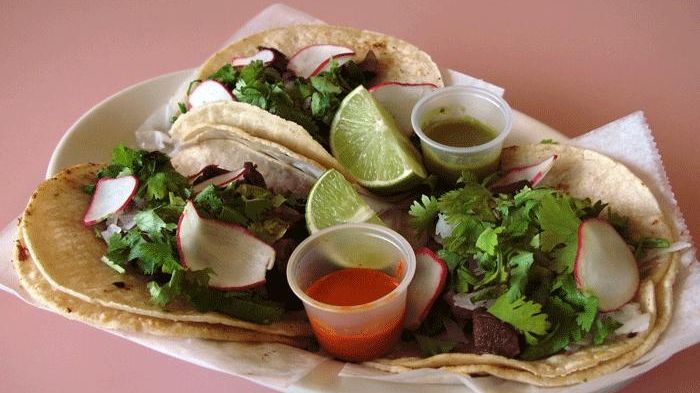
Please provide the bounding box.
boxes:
[13,236,312,348]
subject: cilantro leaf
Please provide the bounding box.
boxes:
[607,210,629,238]
[454,264,480,293]
[475,226,504,256]
[129,240,180,275]
[409,195,439,234]
[488,293,550,344]
[310,74,342,94]
[111,145,144,168]
[194,185,224,213]
[413,333,456,356]
[105,232,131,266]
[134,209,168,238]
[101,256,126,274]
[208,64,238,86]
[537,194,580,252]
[437,249,464,273]
[592,316,622,345]
[507,251,534,300]
[551,241,578,274]
[634,237,670,259]
[148,269,185,307]
[553,275,599,332]
[438,181,495,222]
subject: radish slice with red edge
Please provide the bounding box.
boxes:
[309,53,354,76]
[188,80,234,109]
[574,218,640,311]
[82,176,138,226]
[287,44,355,78]
[490,155,557,193]
[230,49,275,67]
[187,164,229,181]
[177,201,275,290]
[404,247,448,330]
[192,167,246,194]
[369,82,438,135]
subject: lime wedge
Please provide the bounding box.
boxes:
[306,169,383,233]
[330,86,427,193]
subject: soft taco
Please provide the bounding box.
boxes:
[14,127,331,345]
[363,143,679,386]
[168,24,443,174]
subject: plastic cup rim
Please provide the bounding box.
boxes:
[411,85,513,154]
[286,223,416,313]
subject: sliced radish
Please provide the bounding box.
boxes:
[177,201,275,290]
[82,176,138,226]
[404,247,448,330]
[188,80,234,109]
[187,164,229,181]
[310,53,354,76]
[369,82,438,135]
[192,167,246,193]
[230,49,275,67]
[490,155,557,193]
[287,44,355,78]
[574,218,639,311]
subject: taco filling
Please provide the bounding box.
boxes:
[83,145,308,324]
[174,47,378,149]
[405,171,669,360]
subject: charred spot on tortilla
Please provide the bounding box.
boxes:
[112,281,127,289]
[15,240,28,262]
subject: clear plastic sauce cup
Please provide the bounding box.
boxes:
[411,86,513,183]
[286,223,416,361]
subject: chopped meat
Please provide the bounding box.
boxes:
[242,162,267,188]
[472,309,521,358]
[257,46,289,73]
[451,304,474,321]
[191,165,229,185]
[266,238,302,310]
[453,338,476,354]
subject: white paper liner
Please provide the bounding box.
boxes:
[1,4,697,393]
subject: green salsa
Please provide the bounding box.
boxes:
[423,116,498,147]
[420,116,501,183]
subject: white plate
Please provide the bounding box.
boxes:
[46,70,628,393]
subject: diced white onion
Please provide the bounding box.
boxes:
[118,211,137,230]
[434,213,455,244]
[607,303,651,335]
[641,241,692,263]
[100,224,122,242]
[452,288,495,311]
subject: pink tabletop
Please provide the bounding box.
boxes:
[1,2,698,392]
